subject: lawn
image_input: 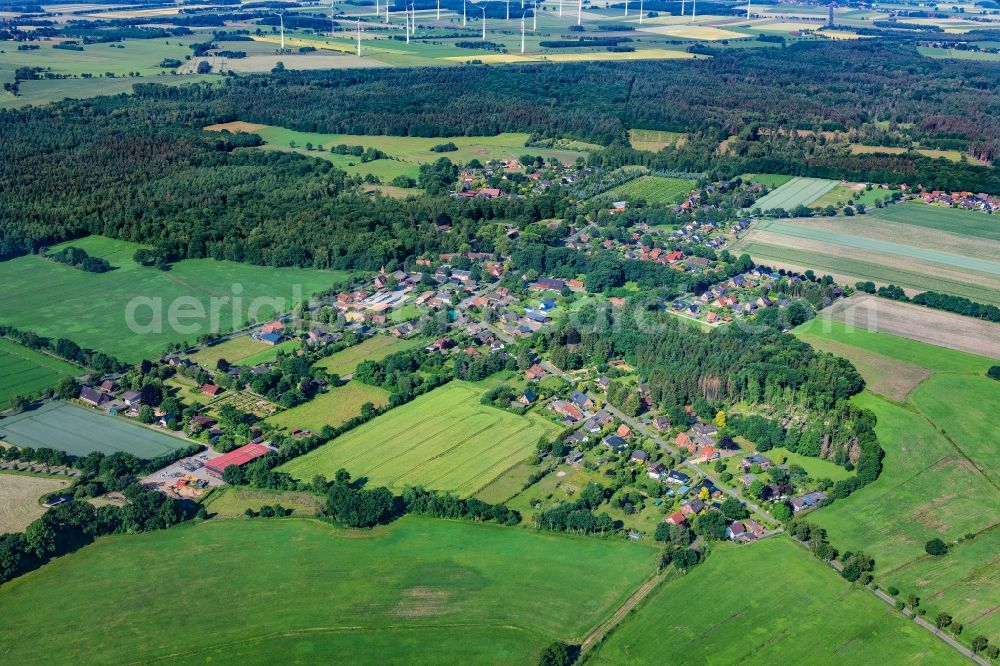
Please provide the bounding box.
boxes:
[739,172,794,188]
[601,175,695,204]
[761,447,855,482]
[0,516,659,664]
[591,537,956,665]
[752,176,839,210]
[0,473,69,533]
[0,236,344,362]
[882,526,1000,643]
[0,401,188,458]
[279,381,561,496]
[315,335,426,377]
[0,338,83,409]
[266,381,390,432]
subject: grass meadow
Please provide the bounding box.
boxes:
[592,537,954,665]
[870,200,1000,242]
[627,129,686,152]
[796,324,1000,625]
[0,516,658,664]
[279,381,561,496]
[0,338,83,409]
[0,236,344,362]
[0,401,187,458]
[187,335,299,368]
[315,335,427,377]
[740,172,794,188]
[602,175,695,204]
[201,487,321,517]
[266,381,390,432]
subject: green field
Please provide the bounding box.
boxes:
[267,381,390,432]
[753,176,840,210]
[796,322,1000,638]
[0,401,187,458]
[740,172,794,188]
[0,236,344,362]
[882,526,1000,643]
[0,338,82,410]
[810,183,895,209]
[315,335,426,377]
[602,175,695,204]
[870,201,1000,242]
[0,516,658,664]
[627,129,686,152]
[592,537,955,665]
[918,45,1000,61]
[228,124,593,177]
[279,381,561,496]
[201,487,321,517]
[188,335,299,368]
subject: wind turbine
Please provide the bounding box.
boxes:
[481,4,487,39]
[463,0,467,26]
[410,3,416,36]
[624,0,628,16]
[746,0,751,20]
[329,0,337,36]
[520,12,525,52]
[506,0,510,21]
[532,1,537,30]
[681,0,685,17]
[691,0,696,21]
[374,0,379,17]
[437,0,441,20]
[356,18,362,56]
[559,0,563,17]
[386,0,390,22]
[275,9,286,51]
[405,4,411,41]
[577,0,582,25]
[639,0,643,23]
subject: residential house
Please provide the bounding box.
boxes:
[525,364,546,381]
[602,435,628,452]
[200,384,222,397]
[652,416,671,431]
[741,454,772,472]
[665,511,687,526]
[260,321,284,335]
[665,470,690,486]
[79,387,111,407]
[791,491,827,512]
[647,462,668,481]
[518,390,538,406]
[630,450,649,463]
[616,423,632,439]
[120,391,142,407]
[680,498,706,516]
[727,519,766,543]
[569,390,593,410]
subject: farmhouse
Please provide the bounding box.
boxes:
[79,387,111,407]
[205,443,271,476]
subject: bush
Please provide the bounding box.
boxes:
[925,538,948,556]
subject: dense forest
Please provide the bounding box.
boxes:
[3,40,1000,267]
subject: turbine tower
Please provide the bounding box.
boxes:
[375,0,379,17]
[639,0,643,23]
[624,0,628,17]
[463,0,467,26]
[577,0,582,25]
[507,0,510,21]
[437,0,441,20]
[746,0,751,20]
[533,1,537,30]
[329,0,337,36]
[275,9,286,51]
[559,0,563,17]
[356,18,362,56]
[691,0,697,21]
[681,0,685,17]
[481,4,487,39]
[520,12,525,52]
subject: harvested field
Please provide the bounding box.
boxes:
[627,129,686,152]
[0,473,68,533]
[794,334,932,400]
[203,121,265,133]
[638,25,746,40]
[814,295,1000,359]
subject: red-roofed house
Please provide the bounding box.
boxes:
[260,321,284,335]
[201,383,222,397]
[665,511,687,526]
[205,443,270,475]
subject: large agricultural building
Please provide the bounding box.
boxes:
[205,443,270,476]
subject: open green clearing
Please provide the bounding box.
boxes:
[266,381,390,432]
[918,45,1000,61]
[0,338,82,409]
[870,201,1000,242]
[226,124,593,178]
[592,537,954,665]
[0,236,344,362]
[0,516,658,664]
[315,335,426,377]
[0,401,187,458]
[279,381,561,496]
[882,526,1000,643]
[601,175,695,204]
[809,183,895,209]
[752,176,840,210]
[627,129,686,152]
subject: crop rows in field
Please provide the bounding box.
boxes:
[0,339,82,409]
[279,382,560,496]
[603,175,694,204]
[753,176,839,210]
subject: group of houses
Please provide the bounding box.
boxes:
[918,189,1000,213]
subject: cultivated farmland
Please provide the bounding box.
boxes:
[0,516,658,664]
[627,129,686,152]
[602,175,695,204]
[315,335,427,377]
[0,402,187,458]
[0,338,83,410]
[279,381,561,496]
[0,474,68,533]
[187,336,299,368]
[266,381,390,432]
[0,236,344,362]
[731,216,1000,304]
[808,295,1000,359]
[592,537,955,665]
[752,176,839,210]
[870,200,1000,242]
